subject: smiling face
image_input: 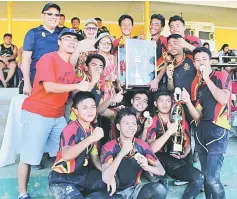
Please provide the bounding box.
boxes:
[58,34,78,54]
[59,15,65,26]
[84,23,98,39]
[155,95,172,114]
[120,18,133,36]
[150,18,163,36]
[131,93,148,113]
[117,115,137,139]
[98,37,112,53]
[72,19,80,30]
[42,7,60,29]
[168,38,183,56]
[4,36,12,45]
[169,20,185,36]
[73,98,96,122]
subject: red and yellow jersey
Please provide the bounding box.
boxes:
[195,70,232,130]
[101,138,157,190]
[52,121,98,174]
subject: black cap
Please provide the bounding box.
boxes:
[58,28,84,41]
[42,3,61,13]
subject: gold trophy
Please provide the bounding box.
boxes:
[170,87,184,155]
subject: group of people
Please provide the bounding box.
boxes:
[15,2,233,199]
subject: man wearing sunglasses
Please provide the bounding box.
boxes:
[21,3,61,97]
[18,28,90,199]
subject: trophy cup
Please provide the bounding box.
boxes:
[131,55,144,85]
[170,87,184,155]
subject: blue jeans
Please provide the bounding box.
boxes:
[199,153,226,199]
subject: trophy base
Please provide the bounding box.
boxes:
[170,144,183,155]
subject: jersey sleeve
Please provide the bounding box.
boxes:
[141,141,158,165]
[37,54,56,83]
[23,29,35,51]
[147,117,161,142]
[219,71,232,91]
[101,143,114,165]
[60,125,77,149]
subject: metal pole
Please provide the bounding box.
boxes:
[144,1,150,40]
[7,1,12,33]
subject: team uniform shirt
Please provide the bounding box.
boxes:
[184,35,202,60]
[101,138,157,190]
[173,55,199,124]
[195,70,232,130]
[23,25,60,82]
[50,120,98,185]
[112,36,127,56]
[0,44,16,62]
[57,26,67,32]
[147,115,190,155]
[22,52,76,118]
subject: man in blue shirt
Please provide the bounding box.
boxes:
[22,3,61,96]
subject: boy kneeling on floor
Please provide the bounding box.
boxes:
[48,91,107,199]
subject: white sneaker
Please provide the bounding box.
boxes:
[174,180,189,186]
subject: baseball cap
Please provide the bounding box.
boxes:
[58,28,84,41]
[84,18,98,27]
[95,32,114,43]
[42,3,61,13]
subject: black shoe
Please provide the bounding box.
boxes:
[31,164,43,170]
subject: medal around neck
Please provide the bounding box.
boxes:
[83,159,88,167]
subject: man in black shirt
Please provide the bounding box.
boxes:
[71,17,84,38]
[95,17,110,37]
[57,14,67,32]
[0,33,18,87]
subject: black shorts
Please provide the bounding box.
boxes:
[195,121,229,154]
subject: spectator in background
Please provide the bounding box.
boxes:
[71,17,84,37]
[17,28,92,199]
[219,44,230,56]
[203,42,210,50]
[0,33,18,88]
[95,17,110,37]
[57,14,67,32]
[22,3,61,96]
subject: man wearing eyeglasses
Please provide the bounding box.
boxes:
[21,3,61,97]
[18,28,90,199]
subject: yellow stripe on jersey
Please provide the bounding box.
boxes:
[90,144,98,155]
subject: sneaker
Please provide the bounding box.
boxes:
[174,180,189,186]
[31,164,43,170]
[18,193,31,199]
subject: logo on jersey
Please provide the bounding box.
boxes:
[42,32,46,37]
[183,63,190,71]
[66,185,74,194]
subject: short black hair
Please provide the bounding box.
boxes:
[3,33,12,38]
[71,17,80,24]
[168,15,185,26]
[95,17,102,22]
[132,89,149,100]
[118,14,134,26]
[150,14,165,28]
[85,54,106,69]
[60,14,65,18]
[114,107,137,125]
[72,91,96,109]
[153,88,172,101]
[167,33,183,42]
[203,42,209,47]
[193,47,212,60]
